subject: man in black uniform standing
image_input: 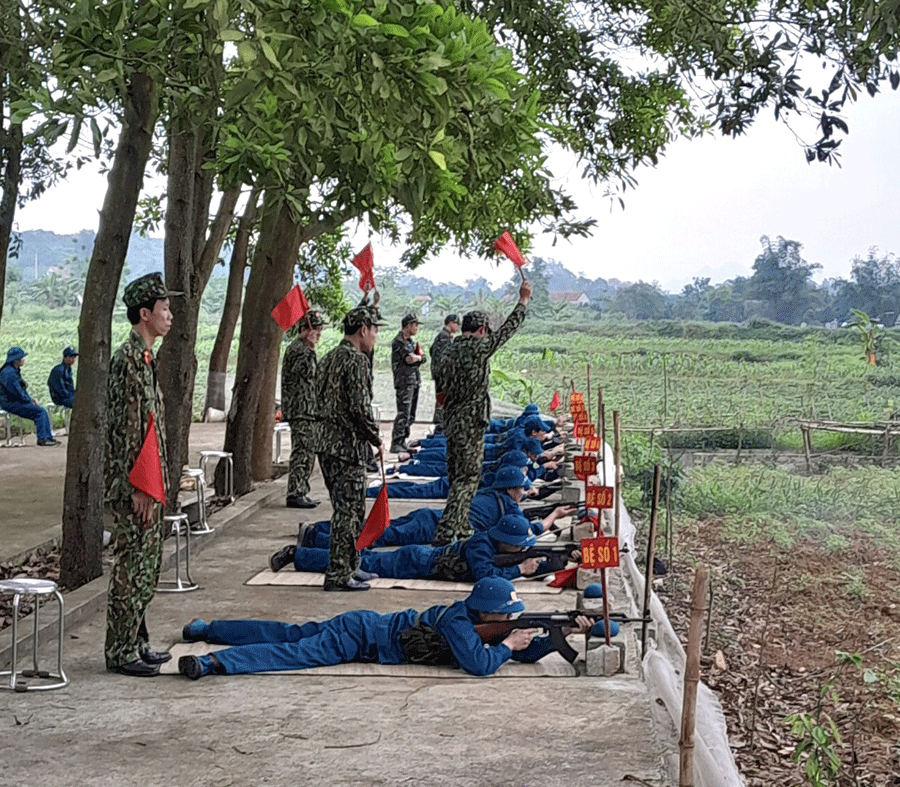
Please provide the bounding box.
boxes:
[390,312,425,454]
[429,313,459,433]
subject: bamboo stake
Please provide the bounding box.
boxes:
[641,464,661,659]
[679,564,710,787]
[586,363,592,423]
[613,410,621,540]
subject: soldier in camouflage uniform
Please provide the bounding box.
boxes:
[389,312,425,453]
[432,279,532,545]
[105,272,179,677]
[315,305,385,591]
[281,310,326,509]
[429,313,459,433]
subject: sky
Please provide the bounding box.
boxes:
[15,88,900,294]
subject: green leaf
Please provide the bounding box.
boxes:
[183,0,207,8]
[352,13,378,27]
[236,41,255,63]
[260,40,281,69]
[428,150,446,170]
[90,117,102,158]
[379,23,409,37]
[219,30,243,41]
[96,69,119,83]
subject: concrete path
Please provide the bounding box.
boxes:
[1,421,673,787]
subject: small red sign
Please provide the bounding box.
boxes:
[574,422,595,439]
[580,536,620,569]
[569,392,584,406]
[571,406,588,423]
[583,435,602,453]
[586,485,614,509]
[573,454,595,481]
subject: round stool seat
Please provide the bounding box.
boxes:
[0,578,59,596]
[199,450,231,459]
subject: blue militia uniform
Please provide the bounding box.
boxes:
[195,601,559,677]
[47,362,75,408]
[292,530,543,582]
[366,476,450,499]
[0,363,53,441]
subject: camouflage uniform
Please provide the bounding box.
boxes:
[432,304,527,544]
[390,328,424,448]
[429,326,454,430]
[316,309,382,585]
[281,321,321,500]
[104,275,172,670]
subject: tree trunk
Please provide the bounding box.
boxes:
[203,187,260,418]
[222,193,301,494]
[60,72,159,589]
[0,0,24,330]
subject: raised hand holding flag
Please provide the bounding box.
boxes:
[352,243,376,293]
[271,284,310,331]
[128,411,166,505]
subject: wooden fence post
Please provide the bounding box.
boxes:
[679,564,710,787]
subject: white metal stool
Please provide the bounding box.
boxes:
[180,467,213,534]
[0,409,26,447]
[199,449,234,503]
[0,578,68,692]
[273,421,290,463]
[157,513,199,593]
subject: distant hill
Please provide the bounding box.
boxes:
[10,229,165,281]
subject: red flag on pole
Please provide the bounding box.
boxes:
[355,457,391,550]
[549,390,561,412]
[547,566,579,588]
[493,231,526,267]
[128,411,166,504]
[271,284,310,330]
[351,243,376,292]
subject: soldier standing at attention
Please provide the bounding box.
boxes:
[105,272,177,677]
[389,312,425,453]
[282,310,325,509]
[315,305,385,591]
[432,278,532,545]
[429,313,459,433]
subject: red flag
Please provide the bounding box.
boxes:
[128,411,166,504]
[271,285,310,330]
[547,566,579,588]
[493,231,526,267]
[356,458,390,550]
[352,243,376,292]
[549,390,561,412]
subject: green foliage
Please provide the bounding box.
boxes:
[786,682,843,787]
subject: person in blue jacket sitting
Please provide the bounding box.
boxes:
[0,346,59,446]
[176,576,592,679]
[270,513,579,585]
[47,346,78,408]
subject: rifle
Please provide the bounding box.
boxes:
[473,611,646,663]
[520,498,581,520]
[494,542,580,567]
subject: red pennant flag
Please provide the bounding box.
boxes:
[547,566,579,588]
[271,284,310,330]
[494,231,526,267]
[355,457,390,550]
[128,411,166,504]
[352,243,376,292]
[549,390,561,412]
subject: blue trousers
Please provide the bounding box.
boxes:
[398,460,447,477]
[367,477,449,499]
[205,613,381,674]
[2,401,53,441]
[294,545,437,579]
[307,508,441,549]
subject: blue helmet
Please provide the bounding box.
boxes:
[498,449,528,468]
[490,465,531,491]
[4,346,26,365]
[522,437,543,457]
[523,404,539,415]
[521,416,547,434]
[465,577,525,614]
[488,514,537,547]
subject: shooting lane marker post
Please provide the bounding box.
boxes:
[679,564,710,787]
[613,410,621,540]
[641,464,661,659]
[586,363,591,422]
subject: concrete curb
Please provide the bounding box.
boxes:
[0,478,286,668]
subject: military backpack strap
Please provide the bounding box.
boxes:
[397,606,458,667]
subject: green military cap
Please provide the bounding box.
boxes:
[298,309,326,330]
[123,272,182,309]
[342,305,387,333]
[462,310,490,332]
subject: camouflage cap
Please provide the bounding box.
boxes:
[342,305,387,333]
[462,310,490,333]
[123,272,182,309]
[298,309,326,330]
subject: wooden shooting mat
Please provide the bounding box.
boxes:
[245,569,564,594]
[160,642,576,678]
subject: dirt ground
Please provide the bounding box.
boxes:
[656,518,900,787]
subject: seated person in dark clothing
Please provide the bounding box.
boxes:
[177,576,591,679]
[0,346,59,446]
[270,513,580,583]
[47,346,78,408]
